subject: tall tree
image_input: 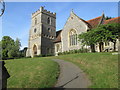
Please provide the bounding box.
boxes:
[14,38,21,57]
[2,36,15,59]
[1,36,21,59]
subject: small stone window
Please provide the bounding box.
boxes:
[47,17,51,24]
[34,28,37,33]
[71,17,73,19]
[48,28,50,32]
[48,28,52,33]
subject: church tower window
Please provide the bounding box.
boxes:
[34,28,37,33]
[48,28,51,33]
[47,17,51,24]
[69,29,77,46]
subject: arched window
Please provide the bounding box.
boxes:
[69,29,77,46]
[47,17,50,24]
[35,18,37,25]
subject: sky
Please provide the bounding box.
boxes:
[2,2,118,50]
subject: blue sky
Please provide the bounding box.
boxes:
[2,2,118,49]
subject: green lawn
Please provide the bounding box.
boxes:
[5,57,59,88]
[53,52,118,88]
[4,52,118,88]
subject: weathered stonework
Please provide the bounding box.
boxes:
[61,11,89,52]
[26,7,56,57]
[26,7,119,57]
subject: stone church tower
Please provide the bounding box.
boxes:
[26,7,56,57]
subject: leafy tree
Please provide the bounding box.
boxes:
[8,49,16,59]
[78,31,96,52]
[19,47,27,57]
[1,36,21,60]
[100,23,119,51]
[15,38,21,51]
[78,23,119,52]
[2,36,15,50]
[2,36,15,59]
[14,38,21,57]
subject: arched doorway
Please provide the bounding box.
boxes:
[33,45,37,56]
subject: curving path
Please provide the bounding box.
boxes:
[53,59,91,88]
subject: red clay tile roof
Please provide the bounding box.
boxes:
[54,16,120,43]
[104,17,120,24]
[87,16,103,28]
[54,30,62,43]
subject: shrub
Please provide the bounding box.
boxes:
[58,48,90,55]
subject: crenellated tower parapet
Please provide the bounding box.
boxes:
[32,6,56,18]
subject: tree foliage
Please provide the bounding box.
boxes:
[1,36,21,60]
[78,23,119,52]
[105,16,113,20]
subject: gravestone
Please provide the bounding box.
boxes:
[0,61,10,89]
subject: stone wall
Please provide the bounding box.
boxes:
[61,11,89,52]
[26,6,56,57]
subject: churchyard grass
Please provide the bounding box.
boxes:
[53,52,118,88]
[5,57,59,88]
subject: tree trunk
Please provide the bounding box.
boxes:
[99,42,104,52]
[99,43,102,52]
[90,44,95,52]
[113,41,116,52]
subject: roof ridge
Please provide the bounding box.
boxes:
[72,11,91,28]
[105,16,120,21]
[87,16,102,22]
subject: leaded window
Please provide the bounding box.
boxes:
[69,29,77,46]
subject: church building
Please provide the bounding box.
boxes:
[26,7,119,57]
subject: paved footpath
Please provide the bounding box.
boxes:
[53,59,91,88]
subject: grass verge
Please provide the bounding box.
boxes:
[5,57,59,88]
[53,52,118,88]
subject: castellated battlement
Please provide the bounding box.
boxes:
[32,6,56,18]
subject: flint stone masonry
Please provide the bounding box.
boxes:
[26,7,119,57]
[61,11,89,52]
[26,6,56,57]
